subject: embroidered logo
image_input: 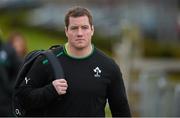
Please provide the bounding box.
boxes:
[25,77,30,84]
[93,67,101,78]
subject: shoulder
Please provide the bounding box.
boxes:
[94,48,122,78]
[94,47,120,71]
[50,45,64,56]
[2,43,16,55]
[94,48,117,65]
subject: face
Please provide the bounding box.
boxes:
[65,16,94,49]
[12,37,26,57]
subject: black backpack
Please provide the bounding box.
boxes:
[12,46,64,117]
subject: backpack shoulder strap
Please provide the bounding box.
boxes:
[49,45,61,50]
[42,50,64,79]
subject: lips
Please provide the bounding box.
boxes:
[75,39,84,41]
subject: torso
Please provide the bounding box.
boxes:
[45,45,115,116]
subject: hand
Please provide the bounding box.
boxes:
[52,79,68,95]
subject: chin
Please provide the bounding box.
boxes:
[76,46,85,49]
[75,44,86,49]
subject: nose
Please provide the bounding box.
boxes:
[77,28,83,37]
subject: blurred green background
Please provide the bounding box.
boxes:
[1,0,180,117]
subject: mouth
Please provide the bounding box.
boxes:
[75,39,85,41]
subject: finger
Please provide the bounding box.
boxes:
[58,80,67,85]
[58,88,67,94]
[60,91,66,95]
[60,87,67,91]
[60,83,68,87]
[58,86,67,90]
[60,84,68,88]
[56,82,68,87]
[58,79,67,82]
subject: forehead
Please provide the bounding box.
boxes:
[69,16,90,26]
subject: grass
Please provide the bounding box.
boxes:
[20,29,65,52]
[2,27,66,52]
[105,104,112,117]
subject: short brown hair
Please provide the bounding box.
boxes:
[65,6,93,28]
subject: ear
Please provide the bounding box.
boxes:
[65,27,68,37]
[91,25,94,36]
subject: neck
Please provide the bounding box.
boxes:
[65,43,93,58]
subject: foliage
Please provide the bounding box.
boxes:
[143,39,180,58]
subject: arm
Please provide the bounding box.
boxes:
[18,56,60,110]
[107,61,131,117]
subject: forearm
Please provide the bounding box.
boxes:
[108,61,131,117]
[109,97,131,117]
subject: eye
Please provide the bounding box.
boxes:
[70,26,78,30]
[81,25,89,30]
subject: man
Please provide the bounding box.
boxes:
[8,32,28,58]
[0,32,21,116]
[17,6,131,117]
